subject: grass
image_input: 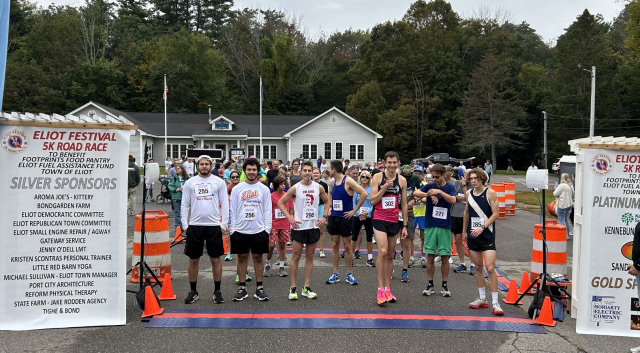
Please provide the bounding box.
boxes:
[493,169,527,175]
[515,190,556,218]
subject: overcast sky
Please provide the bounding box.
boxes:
[34,0,624,44]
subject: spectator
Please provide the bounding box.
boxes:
[553,173,574,240]
[127,155,140,216]
[168,163,189,232]
[484,160,493,182]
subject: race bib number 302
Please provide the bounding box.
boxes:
[432,206,447,220]
[382,196,396,209]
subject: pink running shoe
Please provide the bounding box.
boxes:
[377,288,387,305]
[384,287,397,303]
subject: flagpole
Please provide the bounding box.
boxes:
[259,76,262,160]
[164,74,167,162]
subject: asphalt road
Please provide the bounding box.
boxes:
[2,174,639,353]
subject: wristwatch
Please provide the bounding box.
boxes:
[480,225,486,230]
[403,224,408,228]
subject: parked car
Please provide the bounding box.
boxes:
[552,158,561,173]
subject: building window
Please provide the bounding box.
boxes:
[302,144,317,159]
[350,144,365,160]
[357,145,364,160]
[324,142,332,160]
[270,145,277,159]
[248,145,256,158]
[166,144,192,159]
[335,142,343,159]
[247,145,276,160]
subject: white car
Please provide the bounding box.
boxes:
[552,158,560,173]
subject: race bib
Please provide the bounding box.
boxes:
[432,206,447,220]
[360,207,370,215]
[382,196,396,209]
[275,208,286,219]
[303,207,316,220]
[471,217,484,229]
[196,184,210,196]
[333,200,343,211]
[398,212,404,222]
[244,209,257,221]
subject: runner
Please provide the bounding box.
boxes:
[229,158,272,301]
[277,161,330,299]
[463,168,502,315]
[412,166,427,268]
[350,170,375,267]
[326,160,369,285]
[399,165,421,282]
[453,169,470,273]
[266,176,292,278]
[370,151,408,304]
[180,155,229,304]
[347,165,362,259]
[414,163,456,298]
[313,168,329,258]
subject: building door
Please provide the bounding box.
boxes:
[215,144,227,160]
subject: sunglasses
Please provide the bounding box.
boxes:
[361,176,370,179]
[432,175,441,179]
[230,176,239,179]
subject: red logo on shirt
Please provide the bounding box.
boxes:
[241,190,259,201]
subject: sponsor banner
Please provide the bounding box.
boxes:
[0,125,128,330]
[577,149,640,336]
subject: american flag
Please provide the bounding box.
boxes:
[163,85,168,101]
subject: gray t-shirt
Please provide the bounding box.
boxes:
[450,180,466,218]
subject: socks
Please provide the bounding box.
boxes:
[368,254,373,260]
[239,281,246,288]
[214,281,221,291]
[428,280,434,286]
[279,261,284,268]
[402,268,408,273]
[291,286,296,292]
[257,281,263,287]
[347,272,352,276]
[190,281,197,291]
[491,292,499,305]
[442,281,448,288]
[334,270,339,275]
[478,287,486,300]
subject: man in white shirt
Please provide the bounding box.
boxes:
[180,155,229,304]
[183,157,195,177]
[229,158,272,301]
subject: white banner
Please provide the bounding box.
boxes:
[577,148,640,336]
[0,124,129,330]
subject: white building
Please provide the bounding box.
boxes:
[70,102,383,164]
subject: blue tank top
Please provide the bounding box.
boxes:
[331,176,354,216]
[467,188,495,239]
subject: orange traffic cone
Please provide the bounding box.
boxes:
[518,271,534,295]
[502,279,523,305]
[534,296,556,327]
[141,286,164,318]
[158,273,177,300]
[451,238,458,256]
[173,226,184,244]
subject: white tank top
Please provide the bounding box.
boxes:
[294,182,320,230]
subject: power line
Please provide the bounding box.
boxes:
[546,113,640,122]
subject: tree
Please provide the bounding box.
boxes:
[458,53,526,169]
[345,81,386,130]
[376,103,416,160]
[78,0,114,64]
[65,58,128,110]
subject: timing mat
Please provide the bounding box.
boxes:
[146,309,545,333]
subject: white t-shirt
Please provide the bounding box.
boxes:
[180,174,228,230]
[293,182,320,230]
[165,159,172,170]
[229,181,272,234]
[183,161,194,176]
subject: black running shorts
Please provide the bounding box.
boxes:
[451,216,464,235]
[372,219,400,237]
[184,225,224,259]
[230,231,270,255]
[327,216,353,237]
[467,236,496,252]
[291,228,321,245]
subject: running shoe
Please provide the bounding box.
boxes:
[396,237,400,245]
[302,286,318,299]
[233,286,248,301]
[377,288,387,305]
[264,264,271,277]
[319,250,325,258]
[354,250,362,259]
[384,287,397,303]
[469,298,489,309]
[287,241,291,246]
[235,274,239,283]
[408,258,415,268]
[420,257,426,268]
[441,285,451,297]
[278,267,287,277]
[366,259,376,267]
[245,273,252,282]
[284,257,289,266]
[492,303,504,316]
[393,251,398,260]
[224,253,232,261]
[326,273,340,284]
[469,265,476,276]
[346,273,358,285]
[150,198,156,203]
[422,284,435,296]
[184,290,199,304]
[254,286,269,301]
[372,238,376,244]
[401,271,409,283]
[453,264,467,273]
[288,287,298,300]
[213,290,224,304]
[448,256,453,264]
[341,251,345,258]
[399,251,403,259]
[434,255,441,262]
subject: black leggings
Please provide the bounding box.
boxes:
[352,217,373,242]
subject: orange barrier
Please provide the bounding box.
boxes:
[504,181,516,216]
[519,271,534,295]
[491,183,506,219]
[534,296,556,327]
[130,210,171,283]
[530,220,567,283]
[547,200,557,217]
[158,273,177,300]
[173,226,185,244]
[451,237,458,256]
[502,279,523,305]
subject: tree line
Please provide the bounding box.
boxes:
[5,0,640,168]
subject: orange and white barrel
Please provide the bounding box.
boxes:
[491,183,506,219]
[530,220,567,283]
[504,181,516,216]
[130,210,171,283]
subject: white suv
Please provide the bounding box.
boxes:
[552,158,560,173]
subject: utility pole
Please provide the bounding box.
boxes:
[543,111,547,169]
[589,66,596,137]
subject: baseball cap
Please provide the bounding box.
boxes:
[197,155,213,162]
[414,166,423,172]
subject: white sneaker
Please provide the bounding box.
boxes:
[448,257,453,264]
[434,256,441,262]
[396,237,400,245]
